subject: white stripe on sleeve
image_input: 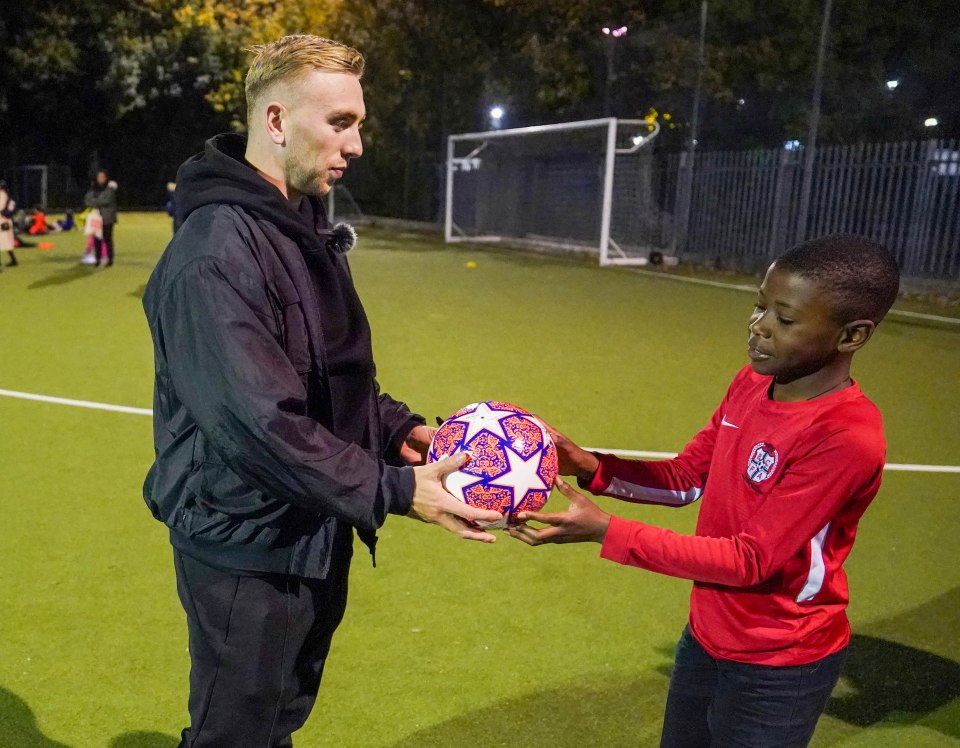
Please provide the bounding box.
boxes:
[796,522,831,602]
[605,477,704,506]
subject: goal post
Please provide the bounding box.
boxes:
[445,117,664,265]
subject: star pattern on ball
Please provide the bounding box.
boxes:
[456,402,519,445]
[492,444,550,499]
[444,468,483,499]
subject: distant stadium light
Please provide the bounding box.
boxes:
[924,117,939,128]
[489,105,505,129]
[885,79,900,91]
[784,139,801,151]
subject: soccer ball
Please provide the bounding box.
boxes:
[428,401,559,529]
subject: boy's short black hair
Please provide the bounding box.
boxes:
[775,234,900,324]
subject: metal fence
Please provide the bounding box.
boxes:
[649,139,960,279]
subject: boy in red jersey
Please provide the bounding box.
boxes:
[508,234,901,747]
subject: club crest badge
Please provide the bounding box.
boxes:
[746,442,779,483]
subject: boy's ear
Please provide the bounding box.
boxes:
[838,320,875,353]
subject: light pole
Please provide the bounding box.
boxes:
[795,0,834,243]
[672,1,708,257]
[601,25,628,116]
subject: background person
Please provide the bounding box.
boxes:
[84,170,117,266]
[164,181,176,233]
[142,34,501,747]
[0,180,18,267]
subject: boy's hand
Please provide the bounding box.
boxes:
[409,453,501,542]
[545,424,600,482]
[507,477,611,546]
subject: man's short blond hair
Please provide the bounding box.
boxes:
[245,34,365,123]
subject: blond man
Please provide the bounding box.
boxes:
[142,35,499,746]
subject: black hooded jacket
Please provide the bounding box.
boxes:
[142,133,423,578]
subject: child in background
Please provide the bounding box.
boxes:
[52,210,76,232]
[0,180,17,267]
[81,208,103,265]
[27,208,50,235]
[509,234,900,748]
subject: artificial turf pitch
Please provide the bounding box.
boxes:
[1,213,958,747]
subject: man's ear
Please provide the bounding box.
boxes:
[838,320,875,353]
[264,102,287,146]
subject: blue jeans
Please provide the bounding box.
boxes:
[660,626,847,748]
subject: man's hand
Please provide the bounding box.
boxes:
[409,453,502,542]
[545,425,600,482]
[506,477,611,546]
[401,424,436,465]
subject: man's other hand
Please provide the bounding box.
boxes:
[401,424,436,465]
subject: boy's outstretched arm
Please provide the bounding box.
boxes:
[508,477,611,545]
[546,426,600,482]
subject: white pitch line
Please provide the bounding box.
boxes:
[580,449,960,474]
[0,388,956,474]
[0,388,153,416]
[626,268,960,326]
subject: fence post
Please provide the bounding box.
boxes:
[671,150,693,256]
[768,147,795,257]
[905,139,938,275]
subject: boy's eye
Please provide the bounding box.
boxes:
[777,316,795,326]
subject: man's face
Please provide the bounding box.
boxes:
[746,264,846,383]
[96,171,108,186]
[282,70,365,198]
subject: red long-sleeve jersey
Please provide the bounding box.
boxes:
[593,366,885,665]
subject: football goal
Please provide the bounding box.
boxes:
[444,117,667,265]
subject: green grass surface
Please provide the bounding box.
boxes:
[1,214,958,747]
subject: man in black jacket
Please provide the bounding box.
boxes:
[142,35,500,747]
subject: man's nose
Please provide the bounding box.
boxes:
[344,129,363,159]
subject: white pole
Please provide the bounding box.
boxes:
[599,118,618,266]
[444,135,455,242]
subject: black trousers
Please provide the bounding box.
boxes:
[173,548,350,747]
[94,223,114,265]
[660,626,846,748]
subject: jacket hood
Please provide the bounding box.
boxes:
[175,133,331,253]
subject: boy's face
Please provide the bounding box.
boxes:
[747,264,846,383]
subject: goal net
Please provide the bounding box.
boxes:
[444,118,667,265]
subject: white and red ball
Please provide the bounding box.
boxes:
[427,401,558,529]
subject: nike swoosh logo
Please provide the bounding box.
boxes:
[721,416,739,429]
